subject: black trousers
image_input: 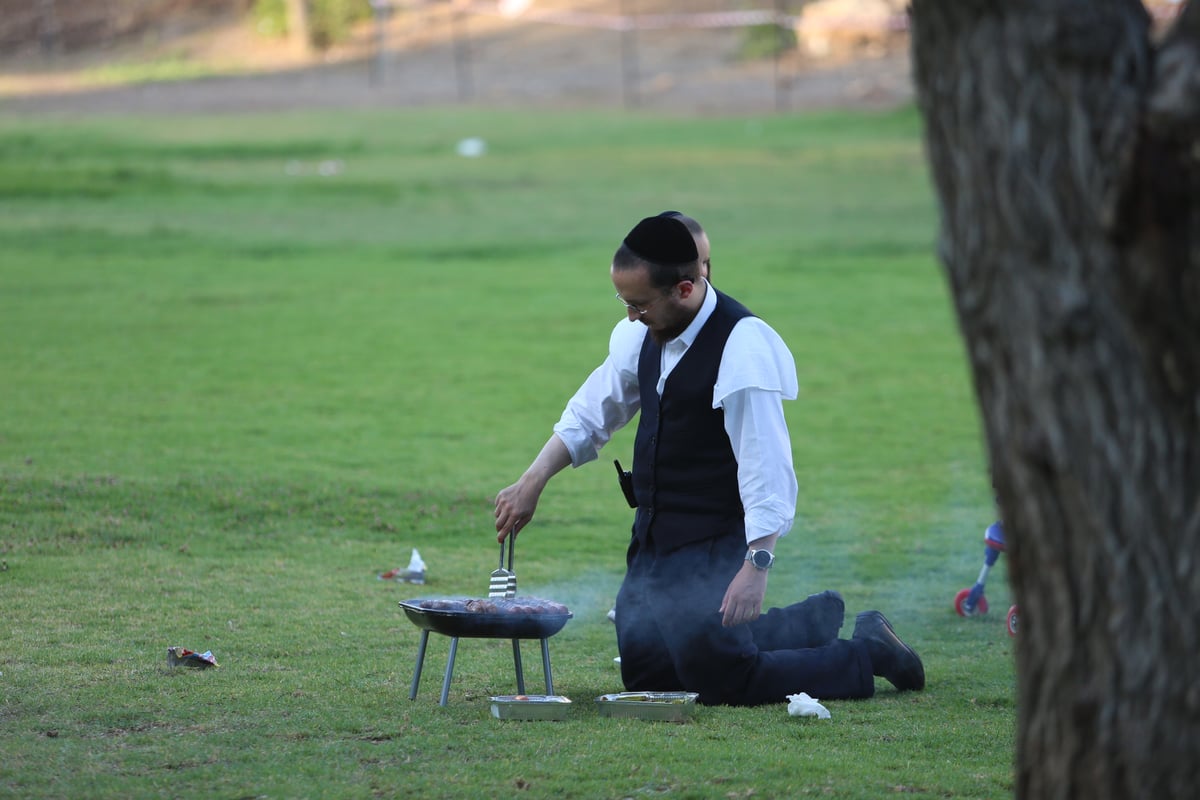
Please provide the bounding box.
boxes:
[614,532,875,706]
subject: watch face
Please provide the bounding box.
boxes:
[751,550,773,569]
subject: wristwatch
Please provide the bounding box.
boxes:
[746,548,775,571]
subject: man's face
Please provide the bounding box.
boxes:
[612,265,694,344]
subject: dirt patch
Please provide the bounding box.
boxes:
[0,1,914,116]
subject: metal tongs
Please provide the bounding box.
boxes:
[488,531,517,599]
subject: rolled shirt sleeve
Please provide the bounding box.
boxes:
[716,318,799,543]
[552,319,644,467]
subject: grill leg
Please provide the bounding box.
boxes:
[409,629,429,701]
[439,637,459,707]
[540,638,554,695]
[511,639,526,695]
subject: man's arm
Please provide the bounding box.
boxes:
[717,382,797,626]
[493,434,573,542]
[494,321,644,541]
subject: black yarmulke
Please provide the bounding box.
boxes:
[623,216,698,265]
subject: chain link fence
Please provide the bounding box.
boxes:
[0,1,924,115]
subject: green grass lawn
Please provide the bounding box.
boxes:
[0,104,1014,799]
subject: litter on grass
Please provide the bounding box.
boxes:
[167,647,219,669]
[787,692,830,719]
[456,137,487,157]
[379,548,426,583]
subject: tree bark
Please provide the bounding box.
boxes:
[284,0,311,55]
[909,1,1200,797]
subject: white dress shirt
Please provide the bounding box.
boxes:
[553,280,799,543]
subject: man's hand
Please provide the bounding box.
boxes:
[719,562,769,627]
[493,478,542,542]
[493,435,573,542]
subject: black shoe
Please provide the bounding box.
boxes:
[853,611,925,692]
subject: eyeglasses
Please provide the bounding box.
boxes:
[614,290,668,316]
[614,280,691,315]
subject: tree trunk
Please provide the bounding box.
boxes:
[284,0,311,55]
[909,1,1200,797]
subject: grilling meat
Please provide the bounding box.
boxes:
[418,597,569,615]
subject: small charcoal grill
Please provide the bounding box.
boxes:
[398,536,573,706]
[398,600,573,640]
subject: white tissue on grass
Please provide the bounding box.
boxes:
[787,692,831,719]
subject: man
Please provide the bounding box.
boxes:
[494,214,924,706]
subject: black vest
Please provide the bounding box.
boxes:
[631,289,754,551]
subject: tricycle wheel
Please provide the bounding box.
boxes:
[1006,605,1018,637]
[954,587,988,617]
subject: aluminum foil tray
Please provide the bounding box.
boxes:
[595,692,699,722]
[489,695,572,721]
